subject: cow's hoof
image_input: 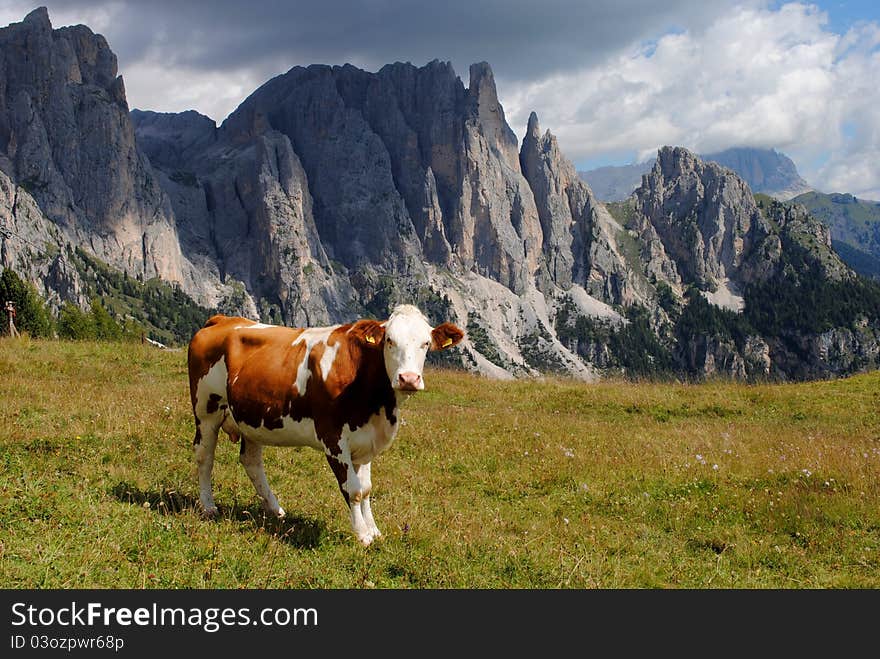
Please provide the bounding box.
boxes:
[261,503,285,518]
[201,506,219,519]
[357,533,375,547]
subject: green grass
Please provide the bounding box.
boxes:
[1,338,879,588]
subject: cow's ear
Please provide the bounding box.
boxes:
[350,319,385,349]
[431,322,464,351]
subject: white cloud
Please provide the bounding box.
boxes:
[122,58,278,123]
[503,2,880,200]
[0,1,120,36]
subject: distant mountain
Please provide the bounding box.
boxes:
[703,147,811,200]
[793,191,880,279]
[580,147,811,202]
[577,161,653,202]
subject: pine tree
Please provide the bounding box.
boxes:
[0,268,54,337]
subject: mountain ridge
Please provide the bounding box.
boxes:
[579,147,812,203]
[792,191,880,279]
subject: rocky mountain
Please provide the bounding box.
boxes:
[3,7,879,382]
[0,8,250,313]
[130,58,654,378]
[616,151,875,380]
[0,9,182,281]
[580,147,811,202]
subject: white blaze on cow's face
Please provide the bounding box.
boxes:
[382,305,434,391]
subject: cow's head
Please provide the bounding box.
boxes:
[352,304,464,391]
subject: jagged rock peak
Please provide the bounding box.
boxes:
[468,61,507,122]
[656,145,701,177]
[468,62,496,95]
[381,58,457,77]
[23,6,51,27]
[467,61,520,167]
[648,145,755,196]
[637,145,769,292]
[522,111,558,154]
[526,111,541,137]
[0,5,190,286]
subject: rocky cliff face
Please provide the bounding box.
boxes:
[633,147,878,379]
[635,147,771,297]
[519,112,645,306]
[0,168,87,308]
[210,60,544,294]
[0,8,193,287]
[133,58,622,375]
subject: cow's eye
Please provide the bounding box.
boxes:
[386,339,394,347]
[422,341,430,349]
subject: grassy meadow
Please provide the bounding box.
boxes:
[0,337,878,588]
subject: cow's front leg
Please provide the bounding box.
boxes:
[325,454,375,546]
[356,462,381,540]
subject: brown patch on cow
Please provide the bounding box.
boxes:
[320,322,385,400]
[431,322,465,351]
[225,330,309,431]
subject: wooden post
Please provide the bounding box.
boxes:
[5,300,19,337]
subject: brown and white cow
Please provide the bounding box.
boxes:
[187,304,464,545]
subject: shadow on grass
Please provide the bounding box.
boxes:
[110,482,328,549]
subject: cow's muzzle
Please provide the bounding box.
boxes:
[397,372,422,391]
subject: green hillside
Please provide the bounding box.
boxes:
[794,191,880,278]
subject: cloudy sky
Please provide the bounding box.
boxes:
[2,1,878,198]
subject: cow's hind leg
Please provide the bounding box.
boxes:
[194,418,220,518]
[239,438,285,518]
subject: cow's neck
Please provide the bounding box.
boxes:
[344,352,399,427]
